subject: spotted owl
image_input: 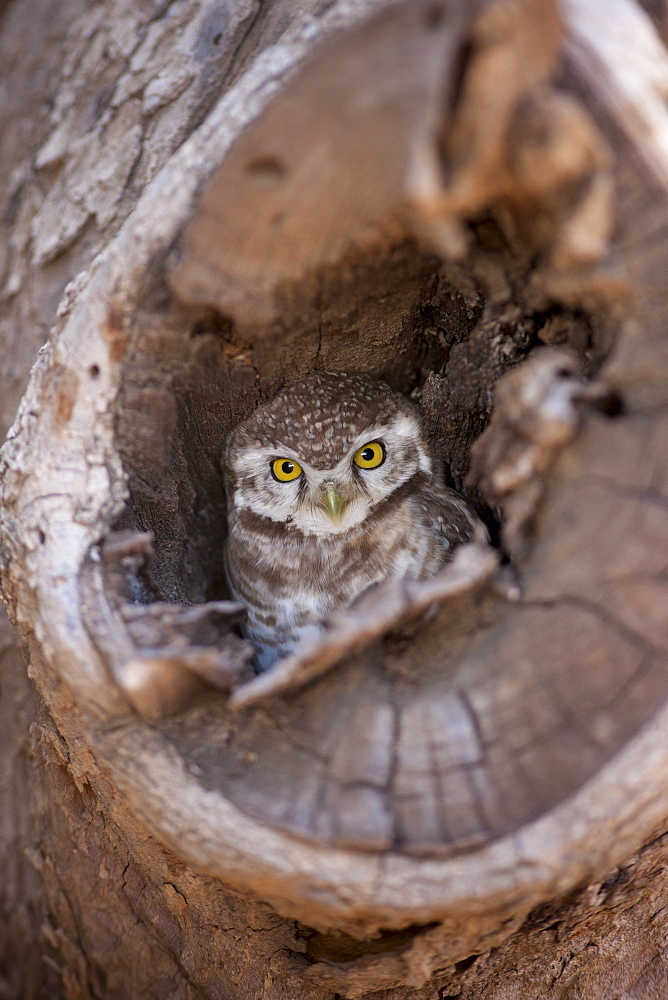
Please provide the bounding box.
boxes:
[223,371,482,671]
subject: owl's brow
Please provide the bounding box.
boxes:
[238,445,302,467]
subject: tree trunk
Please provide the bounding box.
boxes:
[2,0,668,998]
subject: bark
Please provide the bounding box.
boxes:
[2,0,668,998]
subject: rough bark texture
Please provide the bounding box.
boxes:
[2,0,668,998]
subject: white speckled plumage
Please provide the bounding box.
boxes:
[223,371,481,671]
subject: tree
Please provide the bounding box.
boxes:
[2,0,668,997]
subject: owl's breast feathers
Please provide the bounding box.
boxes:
[225,471,477,670]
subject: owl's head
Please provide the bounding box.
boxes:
[224,371,434,536]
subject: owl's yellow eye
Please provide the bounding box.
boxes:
[353,441,385,469]
[271,457,303,482]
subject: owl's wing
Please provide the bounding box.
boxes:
[420,484,489,558]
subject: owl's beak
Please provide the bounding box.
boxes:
[322,482,345,522]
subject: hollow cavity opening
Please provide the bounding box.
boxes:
[113,233,612,609]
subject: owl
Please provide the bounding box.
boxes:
[223,371,481,671]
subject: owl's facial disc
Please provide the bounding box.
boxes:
[230,411,432,535]
[318,440,384,522]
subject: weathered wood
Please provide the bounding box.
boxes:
[3,0,668,996]
[81,530,254,719]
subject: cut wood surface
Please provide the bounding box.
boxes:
[2,0,668,996]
